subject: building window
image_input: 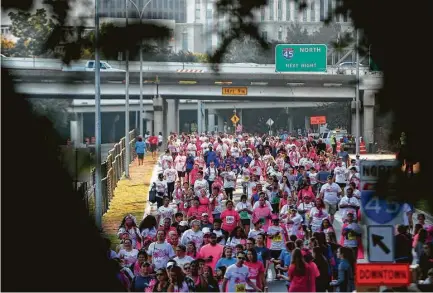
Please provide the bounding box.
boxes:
[206,9,212,19]
[260,7,265,21]
[269,0,274,20]
[195,0,201,20]
[261,30,268,41]
[286,0,291,21]
[320,0,325,21]
[277,0,282,20]
[182,30,188,51]
[310,1,316,21]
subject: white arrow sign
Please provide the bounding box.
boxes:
[266,118,274,126]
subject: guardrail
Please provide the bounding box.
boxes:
[2,57,382,76]
[90,129,137,218]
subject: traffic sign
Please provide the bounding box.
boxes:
[266,118,274,126]
[356,263,410,287]
[310,116,326,125]
[367,225,394,263]
[275,44,327,72]
[222,87,248,96]
[231,114,240,124]
[361,190,402,225]
[360,160,398,182]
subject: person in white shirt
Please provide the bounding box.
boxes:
[209,186,225,220]
[333,158,348,194]
[345,182,361,199]
[186,141,197,157]
[157,196,175,226]
[230,141,241,158]
[338,187,360,223]
[216,140,229,158]
[193,171,208,196]
[320,175,342,224]
[173,244,195,273]
[147,230,175,270]
[174,150,187,184]
[222,252,262,293]
[204,161,218,190]
[163,162,178,200]
[160,150,173,171]
[180,220,204,251]
[220,165,236,200]
[154,173,168,208]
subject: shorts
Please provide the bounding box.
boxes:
[241,219,251,226]
[158,142,162,147]
[337,182,346,189]
[270,249,282,259]
[150,144,157,152]
[137,153,144,159]
[177,171,185,178]
[325,202,338,215]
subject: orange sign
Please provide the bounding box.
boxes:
[310,116,326,125]
[356,263,410,287]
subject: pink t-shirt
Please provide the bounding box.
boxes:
[221,209,240,233]
[198,243,224,271]
[244,261,264,285]
[288,263,316,292]
[252,206,272,232]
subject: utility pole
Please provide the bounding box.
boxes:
[124,0,130,178]
[355,29,360,155]
[94,0,102,229]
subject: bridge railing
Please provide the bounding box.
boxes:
[90,129,137,218]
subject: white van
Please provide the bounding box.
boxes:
[318,129,348,145]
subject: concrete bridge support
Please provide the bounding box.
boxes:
[217,113,224,133]
[70,113,84,146]
[208,109,216,133]
[167,99,179,134]
[363,90,376,146]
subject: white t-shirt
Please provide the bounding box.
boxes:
[334,166,348,184]
[147,241,175,270]
[161,155,173,170]
[155,180,168,194]
[194,179,208,195]
[209,193,224,214]
[402,203,414,226]
[248,228,265,239]
[339,196,360,220]
[267,225,285,250]
[231,146,240,158]
[320,183,342,205]
[221,171,236,189]
[157,206,175,226]
[118,249,139,266]
[173,255,195,269]
[309,207,329,232]
[163,168,177,183]
[224,264,250,293]
[180,229,204,251]
[174,155,186,172]
[205,167,218,181]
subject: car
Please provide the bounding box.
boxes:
[336,61,369,74]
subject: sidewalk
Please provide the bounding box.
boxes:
[102,154,156,245]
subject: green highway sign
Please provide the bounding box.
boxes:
[275,44,327,72]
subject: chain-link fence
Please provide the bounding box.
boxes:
[89,129,137,217]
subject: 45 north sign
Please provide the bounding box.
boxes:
[361,190,402,225]
[282,48,294,60]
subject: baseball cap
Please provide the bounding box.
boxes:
[202,227,211,234]
[201,212,209,217]
[179,221,189,227]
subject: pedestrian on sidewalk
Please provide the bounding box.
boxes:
[135,136,146,166]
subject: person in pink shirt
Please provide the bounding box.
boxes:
[220,200,241,234]
[252,196,272,232]
[198,233,224,273]
[244,248,265,291]
[189,164,200,186]
[278,248,316,292]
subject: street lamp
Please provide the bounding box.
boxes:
[126,0,153,137]
[124,0,153,178]
[94,0,102,228]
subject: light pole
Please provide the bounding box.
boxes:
[126,0,153,137]
[355,29,360,155]
[94,0,102,229]
[124,0,130,178]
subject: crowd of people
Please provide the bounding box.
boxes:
[123,131,428,292]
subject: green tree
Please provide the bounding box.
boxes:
[29,99,72,137]
[285,23,313,44]
[8,8,55,57]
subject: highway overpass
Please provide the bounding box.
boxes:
[68,99,323,113]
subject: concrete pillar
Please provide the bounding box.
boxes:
[153,95,164,137]
[287,115,293,134]
[217,114,224,132]
[304,116,311,132]
[208,109,216,132]
[167,99,177,134]
[146,119,153,134]
[70,113,84,146]
[78,113,84,144]
[363,90,375,145]
[174,99,179,134]
[70,120,79,145]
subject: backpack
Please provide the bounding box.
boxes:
[149,183,157,203]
